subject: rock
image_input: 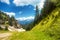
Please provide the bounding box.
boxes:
[8,26,26,32]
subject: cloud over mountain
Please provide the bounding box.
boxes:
[16,16,34,21]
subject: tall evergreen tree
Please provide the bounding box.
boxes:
[41,0,56,18]
[34,5,40,24]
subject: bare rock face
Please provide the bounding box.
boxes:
[0,25,8,30]
[8,26,26,32]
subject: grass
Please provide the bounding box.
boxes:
[8,7,60,40]
[9,31,54,40]
[0,30,9,33]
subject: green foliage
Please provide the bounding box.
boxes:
[10,16,17,26]
[41,0,56,17]
[25,22,35,30]
[34,5,40,24]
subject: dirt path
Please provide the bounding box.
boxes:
[0,32,12,40]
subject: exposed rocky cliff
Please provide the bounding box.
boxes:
[0,11,22,30]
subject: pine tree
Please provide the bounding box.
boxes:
[34,5,40,24]
[41,0,56,18]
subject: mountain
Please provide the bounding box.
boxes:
[0,11,21,30]
[18,19,34,25]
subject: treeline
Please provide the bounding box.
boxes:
[0,11,21,30]
[24,0,60,31]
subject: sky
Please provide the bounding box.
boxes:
[0,0,45,21]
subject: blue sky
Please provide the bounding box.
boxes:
[0,0,45,21]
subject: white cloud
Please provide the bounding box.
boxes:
[0,0,10,4]
[16,16,34,21]
[38,0,45,10]
[13,0,45,10]
[13,0,41,6]
[4,12,15,17]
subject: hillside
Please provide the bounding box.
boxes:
[8,4,60,40]
[32,7,60,40]
[0,11,21,30]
